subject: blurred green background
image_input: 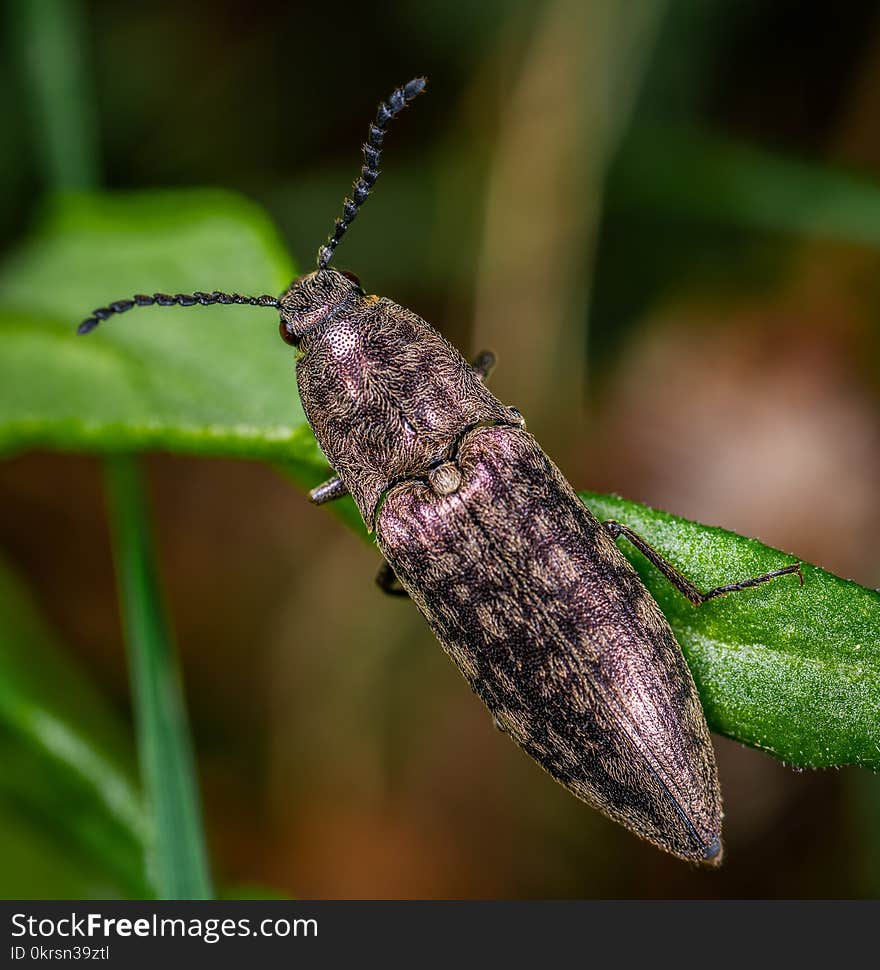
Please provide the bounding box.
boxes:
[1,0,879,897]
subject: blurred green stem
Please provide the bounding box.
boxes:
[14,0,214,898]
[8,0,100,189]
[105,456,212,899]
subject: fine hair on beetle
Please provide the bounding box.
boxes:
[77,77,804,866]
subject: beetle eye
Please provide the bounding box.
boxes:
[340,271,362,289]
[279,318,299,347]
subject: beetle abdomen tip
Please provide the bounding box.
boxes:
[702,834,724,866]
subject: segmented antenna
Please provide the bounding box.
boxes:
[77,290,280,335]
[317,77,427,270]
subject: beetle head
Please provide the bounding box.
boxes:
[278,268,363,346]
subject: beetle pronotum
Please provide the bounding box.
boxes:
[78,78,802,864]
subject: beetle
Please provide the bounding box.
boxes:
[78,78,803,865]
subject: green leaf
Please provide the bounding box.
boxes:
[0,190,321,462]
[582,491,880,770]
[105,455,212,900]
[0,189,874,778]
[0,802,124,900]
[0,556,150,897]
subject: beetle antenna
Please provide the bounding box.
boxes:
[77,290,281,335]
[317,77,427,270]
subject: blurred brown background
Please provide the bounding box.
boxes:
[1,0,879,896]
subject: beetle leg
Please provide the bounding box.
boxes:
[310,475,349,505]
[471,350,496,383]
[376,560,410,597]
[602,520,803,605]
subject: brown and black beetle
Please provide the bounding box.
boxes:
[78,78,803,864]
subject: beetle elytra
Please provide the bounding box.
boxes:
[78,78,803,864]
